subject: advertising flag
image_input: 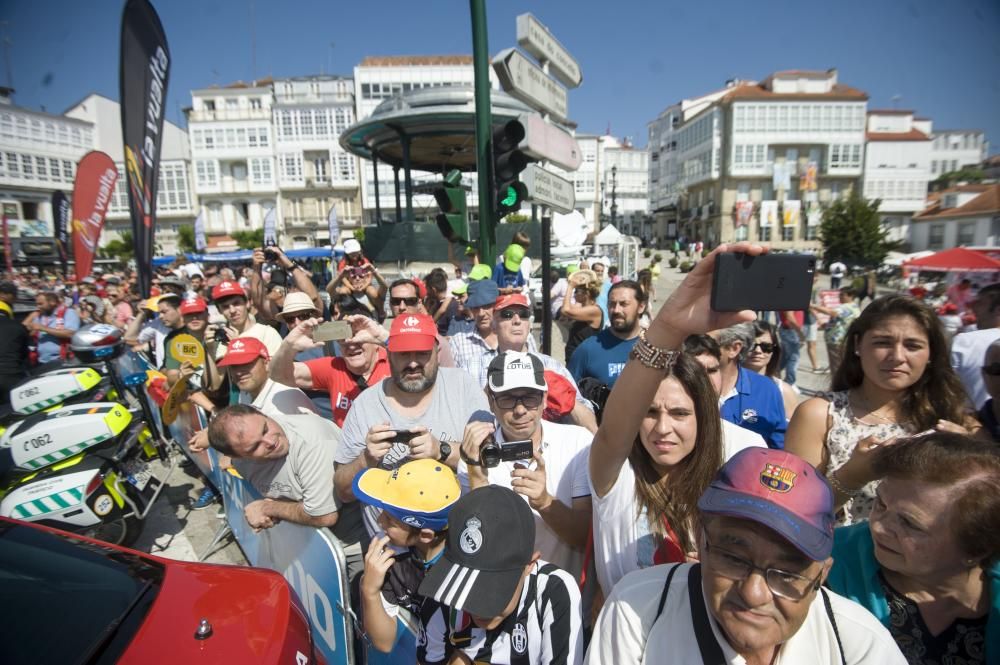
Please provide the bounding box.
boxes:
[194,208,207,252]
[800,161,818,192]
[51,190,71,276]
[735,200,754,227]
[263,207,277,247]
[71,151,118,283]
[2,215,12,273]
[783,200,801,228]
[760,200,778,227]
[120,0,170,298]
[327,204,339,247]
[772,162,791,192]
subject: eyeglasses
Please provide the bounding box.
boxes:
[703,538,820,601]
[287,312,317,323]
[493,392,543,410]
[499,307,531,320]
[751,342,776,354]
[983,363,1000,376]
[390,297,420,308]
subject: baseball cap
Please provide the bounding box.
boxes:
[451,283,468,296]
[353,459,461,531]
[494,293,530,311]
[159,275,187,290]
[468,264,493,282]
[697,448,835,561]
[418,486,536,618]
[466,279,499,309]
[543,370,576,421]
[343,238,362,255]
[217,337,270,367]
[179,295,208,315]
[503,244,526,272]
[487,351,547,394]
[278,292,319,320]
[388,313,437,354]
[211,280,246,301]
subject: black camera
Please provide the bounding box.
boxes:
[264,247,280,261]
[214,326,229,345]
[479,436,533,468]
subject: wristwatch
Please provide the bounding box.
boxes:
[437,441,452,463]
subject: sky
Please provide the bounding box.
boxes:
[3,0,999,152]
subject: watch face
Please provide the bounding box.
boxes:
[439,442,452,460]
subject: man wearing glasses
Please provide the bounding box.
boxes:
[715,323,786,449]
[587,448,905,664]
[387,278,455,367]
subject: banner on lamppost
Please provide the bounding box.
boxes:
[51,190,71,276]
[327,204,339,247]
[71,151,118,283]
[193,208,206,252]
[263,207,277,247]
[120,0,170,297]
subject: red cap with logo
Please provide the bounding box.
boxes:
[211,281,246,301]
[494,293,530,311]
[179,296,208,315]
[388,313,437,354]
[217,337,270,367]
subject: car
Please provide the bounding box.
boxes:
[0,516,324,665]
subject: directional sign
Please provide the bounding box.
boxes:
[492,48,568,122]
[523,164,575,214]
[516,14,582,89]
[519,113,582,172]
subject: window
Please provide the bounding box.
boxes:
[782,226,795,241]
[957,222,977,246]
[63,160,73,181]
[280,111,294,139]
[21,154,33,177]
[280,154,303,181]
[6,152,19,176]
[336,152,355,180]
[831,182,842,200]
[195,160,218,188]
[204,100,216,111]
[737,182,750,202]
[928,224,945,249]
[49,158,61,182]
[931,160,937,174]
[758,225,772,242]
[250,98,262,110]
[157,163,190,212]
[300,110,314,137]
[250,158,273,185]
[225,98,239,109]
[110,167,129,213]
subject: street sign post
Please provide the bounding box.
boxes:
[519,113,582,171]
[492,48,568,122]
[523,164,575,214]
[516,13,582,89]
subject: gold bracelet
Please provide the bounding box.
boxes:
[828,468,863,498]
[629,328,680,371]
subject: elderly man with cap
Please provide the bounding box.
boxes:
[587,448,906,664]
[206,279,282,360]
[334,312,491,537]
[418,485,584,665]
[124,293,184,368]
[450,280,537,381]
[460,351,593,579]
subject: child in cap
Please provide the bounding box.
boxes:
[353,459,462,655]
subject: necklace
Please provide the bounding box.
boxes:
[852,391,900,425]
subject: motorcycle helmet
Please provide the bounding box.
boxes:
[71,324,125,363]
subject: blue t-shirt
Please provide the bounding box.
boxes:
[492,264,525,291]
[719,366,787,449]
[567,328,636,388]
[37,306,81,363]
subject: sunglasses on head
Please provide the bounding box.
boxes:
[390,296,420,307]
[983,363,1000,376]
[752,342,776,353]
[499,307,531,320]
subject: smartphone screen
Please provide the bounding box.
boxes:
[711,253,816,312]
[313,320,352,342]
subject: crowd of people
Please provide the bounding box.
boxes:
[2,238,999,665]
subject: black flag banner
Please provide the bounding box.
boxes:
[119,0,169,298]
[51,190,70,277]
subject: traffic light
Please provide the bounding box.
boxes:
[492,119,529,218]
[434,169,468,243]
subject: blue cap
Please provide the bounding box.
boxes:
[466,279,499,309]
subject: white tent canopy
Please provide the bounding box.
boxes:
[551,210,589,247]
[594,224,623,245]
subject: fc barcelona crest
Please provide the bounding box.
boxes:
[760,463,797,493]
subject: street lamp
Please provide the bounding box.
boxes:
[610,165,618,228]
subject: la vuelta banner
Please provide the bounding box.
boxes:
[120,0,170,298]
[51,190,70,276]
[71,151,118,282]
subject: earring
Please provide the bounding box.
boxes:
[854,350,860,356]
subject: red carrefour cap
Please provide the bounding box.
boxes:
[388,313,437,354]
[495,293,530,311]
[211,280,246,301]
[218,337,270,367]
[180,295,208,315]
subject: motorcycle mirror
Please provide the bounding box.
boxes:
[124,373,147,387]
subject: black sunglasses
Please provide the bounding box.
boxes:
[983,363,1000,376]
[752,342,776,353]
[499,307,531,320]
[390,296,420,307]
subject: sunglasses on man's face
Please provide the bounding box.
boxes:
[982,363,1000,376]
[390,296,420,308]
[499,307,531,321]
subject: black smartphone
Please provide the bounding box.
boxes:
[497,439,534,463]
[711,252,816,312]
[393,429,422,444]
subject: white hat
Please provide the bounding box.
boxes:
[486,351,547,394]
[343,238,362,255]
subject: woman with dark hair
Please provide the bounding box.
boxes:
[743,320,800,420]
[561,269,604,362]
[786,294,977,525]
[827,432,1000,664]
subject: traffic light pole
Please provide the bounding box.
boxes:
[470,0,495,263]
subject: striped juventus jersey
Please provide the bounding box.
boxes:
[420,561,583,665]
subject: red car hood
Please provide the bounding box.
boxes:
[118,562,316,664]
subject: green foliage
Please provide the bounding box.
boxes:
[352,227,365,243]
[668,257,678,268]
[231,229,265,250]
[679,260,694,273]
[102,231,134,262]
[653,253,663,263]
[819,194,897,269]
[643,248,652,258]
[931,167,985,190]
[176,226,196,253]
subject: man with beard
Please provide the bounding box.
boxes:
[333,313,491,537]
[268,310,391,427]
[568,280,646,389]
[387,278,455,367]
[24,291,80,364]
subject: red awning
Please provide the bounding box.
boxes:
[903,247,1000,273]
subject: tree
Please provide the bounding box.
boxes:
[102,231,135,263]
[819,194,897,268]
[176,226,196,253]
[230,229,265,250]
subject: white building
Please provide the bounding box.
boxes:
[862,109,932,248]
[186,80,278,252]
[910,184,1000,251]
[0,87,93,255]
[600,137,649,238]
[272,76,361,246]
[647,69,868,250]
[64,93,197,256]
[929,130,989,178]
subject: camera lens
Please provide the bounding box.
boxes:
[479,436,500,468]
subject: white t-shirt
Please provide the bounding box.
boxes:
[591,420,764,595]
[137,319,172,368]
[586,563,906,665]
[240,378,319,416]
[457,420,592,578]
[214,320,284,360]
[951,327,1000,409]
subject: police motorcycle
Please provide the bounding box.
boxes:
[0,325,174,545]
[0,365,118,435]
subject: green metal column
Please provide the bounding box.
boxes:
[470,0,495,262]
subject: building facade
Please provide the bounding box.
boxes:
[929,130,989,178]
[600,137,650,238]
[910,184,1000,251]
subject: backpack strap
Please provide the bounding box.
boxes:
[820,588,847,665]
[653,563,682,623]
[688,564,727,665]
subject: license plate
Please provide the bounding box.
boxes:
[122,459,152,491]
